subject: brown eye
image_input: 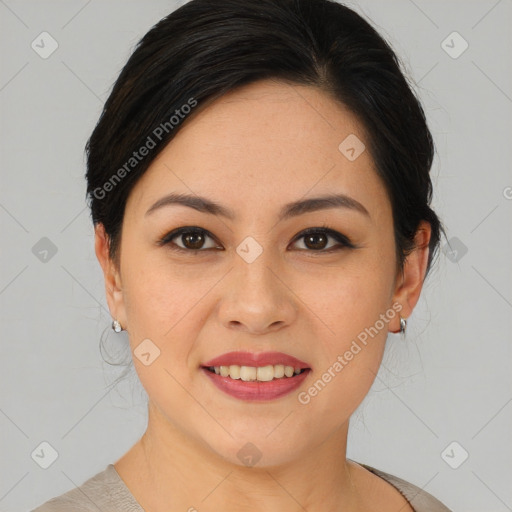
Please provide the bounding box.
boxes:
[159,227,221,252]
[303,232,329,250]
[291,227,355,252]
[181,231,206,249]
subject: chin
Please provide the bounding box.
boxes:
[198,422,312,470]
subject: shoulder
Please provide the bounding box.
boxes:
[358,462,453,512]
[31,464,144,512]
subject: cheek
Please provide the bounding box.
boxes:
[297,299,392,426]
[119,259,211,425]
[303,247,395,344]
[295,250,396,411]
[119,248,229,398]
[121,246,210,334]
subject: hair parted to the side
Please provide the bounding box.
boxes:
[86,0,443,276]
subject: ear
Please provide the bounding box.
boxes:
[389,221,431,333]
[94,223,127,330]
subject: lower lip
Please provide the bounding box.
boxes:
[201,368,310,401]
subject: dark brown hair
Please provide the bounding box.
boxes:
[86,0,442,275]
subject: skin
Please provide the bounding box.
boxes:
[95,79,431,512]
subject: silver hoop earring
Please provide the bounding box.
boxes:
[112,319,123,333]
[399,316,407,335]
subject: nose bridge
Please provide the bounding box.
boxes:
[219,235,296,333]
[233,237,281,299]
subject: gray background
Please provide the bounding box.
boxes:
[1,0,511,510]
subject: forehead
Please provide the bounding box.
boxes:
[125,79,391,222]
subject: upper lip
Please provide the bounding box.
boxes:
[202,351,311,369]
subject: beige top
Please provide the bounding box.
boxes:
[32,462,452,511]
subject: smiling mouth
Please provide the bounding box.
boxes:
[204,364,309,382]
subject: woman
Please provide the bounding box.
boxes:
[32,0,451,510]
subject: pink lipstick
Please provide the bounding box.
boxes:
[201,351,311,401]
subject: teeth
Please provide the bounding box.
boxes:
[256,365,274,382]
[211,364,305,381]
[284,366,294,377]
[240,366,257,381]
[229,365,240,379]
[274,364,285,378]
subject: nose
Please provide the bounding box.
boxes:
[217,247,297,335]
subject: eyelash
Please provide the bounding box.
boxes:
[157,225,356,254]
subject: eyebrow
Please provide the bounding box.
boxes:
[145,192,370,220]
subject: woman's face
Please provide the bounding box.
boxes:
[97,79,426,467]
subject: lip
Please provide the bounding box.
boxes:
[202,351,311,369]
[202,367,311,401]
[201,351,312,402]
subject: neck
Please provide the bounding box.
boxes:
[116,400,362,512]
